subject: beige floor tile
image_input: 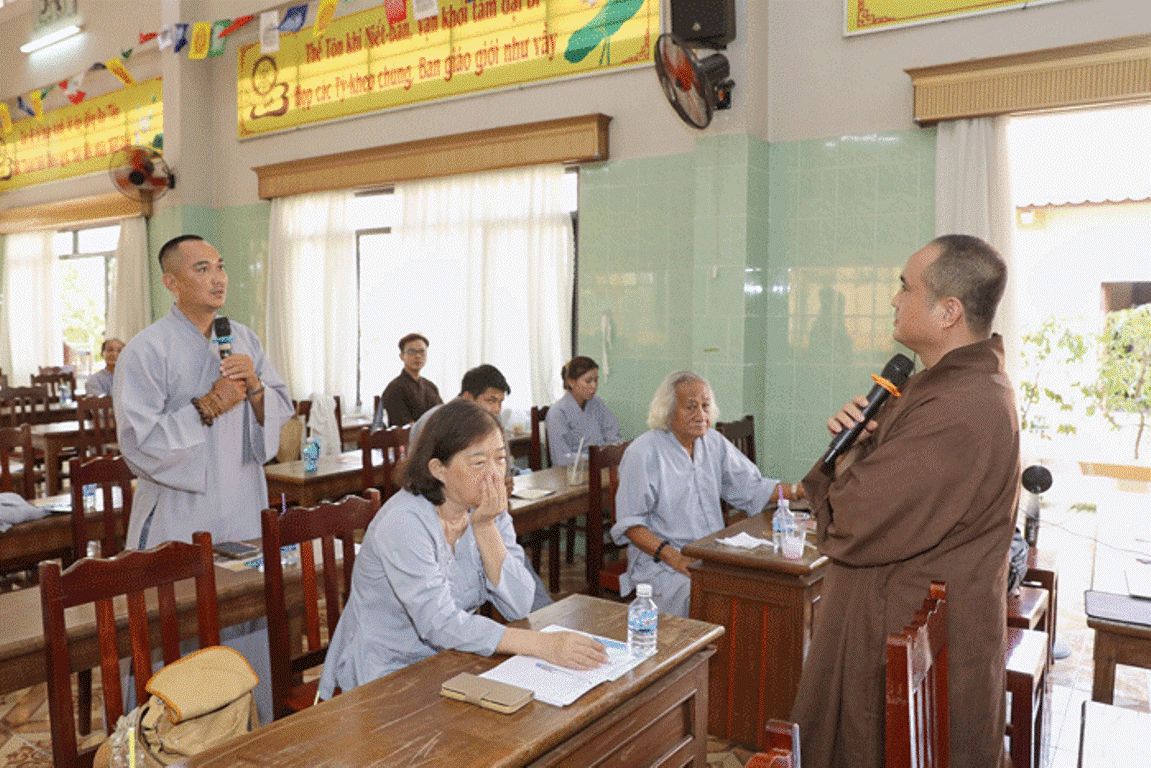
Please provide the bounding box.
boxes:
[0,733,50,768]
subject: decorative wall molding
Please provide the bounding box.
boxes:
[906,34,1151,124]
[252,113,611,200]
[0,192,141,234]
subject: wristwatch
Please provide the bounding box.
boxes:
[653,540,671,563]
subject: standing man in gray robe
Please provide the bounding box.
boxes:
[114,234,292,724]
[792,235,1018,768]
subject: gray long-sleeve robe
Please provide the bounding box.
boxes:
[318,489,535,699]
[114,304,292,548]
[546,391,623,467]
[610,428,779,616]
[792,336,1018,768]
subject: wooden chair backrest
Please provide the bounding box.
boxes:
[886,581,949,768]
[360,426,409,500]
[261,488,382,719]
[31,370,75,402]
[39,532,220,768]
[716,414,756,464]
[75,395,116,460]
[589,441,629,595]
[0,423,36,498]
[529,405,549,471]
[0,386,51,426]
[294,396,344,444]
[68,455,133,565]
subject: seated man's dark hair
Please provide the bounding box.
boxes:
[460,364,510,398]
[398,332,429,352]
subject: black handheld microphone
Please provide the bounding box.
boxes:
[212,317,233,360]
[821,353,915,467]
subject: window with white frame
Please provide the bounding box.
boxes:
[53,222,120,376]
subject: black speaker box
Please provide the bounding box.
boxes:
[670,0,736,49]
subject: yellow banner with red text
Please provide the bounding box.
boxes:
[238,0,658,138]
[0,79,163,192]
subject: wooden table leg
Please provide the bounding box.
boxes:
[44,441,60,495]
[1092,629,1116,704]
[586,503,602,597]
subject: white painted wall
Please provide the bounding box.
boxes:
[767,0,1151,142]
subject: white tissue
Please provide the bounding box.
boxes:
[716,532,775,549]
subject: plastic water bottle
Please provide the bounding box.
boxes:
[772,497,791,550]
[628,583,658,657]
[82,483,97,514]
[302,437,320,473]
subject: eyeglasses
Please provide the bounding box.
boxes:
[403,348,427,357]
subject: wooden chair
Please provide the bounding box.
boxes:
[0,385,52,426]
[716,414,756,464]
[261,489,382,719]
[746,719,801,767]
[32,369,76,403]
[886,581,949,768]
[716,414,757,524]
[39,532,220,768]
[1005,627,1050,768]
[360,426,409,501]
[529,405,549,471]
[75,395,117,459]
[294,396,344,448]
[0,423,36,498]
[66,454,134,737]
[68,455,132,564]
[1023,550,1059,657]
[588,441,629,597]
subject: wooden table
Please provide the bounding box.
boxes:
[339,412,372,449]
[30,420,85,495]
[182,594,724,768]
[0,494,126,574]
[0,554,275,696]
[1079,700,1151,767]
[1085,590,1151,704]
[264,450,365,508]
[510,467,595,592]
[683,510,827,749]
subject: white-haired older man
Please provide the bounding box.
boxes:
[609,370,798,616]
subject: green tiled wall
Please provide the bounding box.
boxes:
[764,128,937,480]
[578,127,936,482]
[148,201,271,337]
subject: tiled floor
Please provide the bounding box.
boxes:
[2,474,1148,766]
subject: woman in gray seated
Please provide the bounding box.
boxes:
[318,399,606,698]
[546,356,623,467]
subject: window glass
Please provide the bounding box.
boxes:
[77,224,120,253]
[52,231,72,257]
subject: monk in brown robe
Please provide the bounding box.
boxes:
[792,234,1019,768]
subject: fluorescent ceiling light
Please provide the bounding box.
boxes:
[21,24,82,53]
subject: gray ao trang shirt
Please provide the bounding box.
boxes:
[546,391,623,467]
[610,428,779,616]
[114,304,292,548]
[318,489,536,698]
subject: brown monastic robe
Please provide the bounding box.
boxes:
[792,336,1019,768]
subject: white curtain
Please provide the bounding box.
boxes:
[390,164,574,411]
[1,230,61,385]
[934,116,1018,381]
[107,216,151,343]
[266,190,358,405]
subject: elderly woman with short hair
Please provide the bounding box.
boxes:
[610,371,794,617]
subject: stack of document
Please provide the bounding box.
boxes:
[480,625,646,706]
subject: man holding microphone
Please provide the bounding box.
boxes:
[792,235,1019,768]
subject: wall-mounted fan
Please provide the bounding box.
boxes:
[654,33,734,130]
[109,145,175,216]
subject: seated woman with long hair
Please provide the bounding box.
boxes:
[318,399,607,698]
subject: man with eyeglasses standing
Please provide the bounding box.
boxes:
[374,332,443,428]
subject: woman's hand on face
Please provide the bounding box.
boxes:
[541,630,609,670]
[470,471,506,529]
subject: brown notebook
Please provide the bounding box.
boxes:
[440,672,533,714]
